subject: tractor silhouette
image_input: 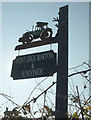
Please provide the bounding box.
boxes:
[18,22,52,44]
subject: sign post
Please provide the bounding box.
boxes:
[11,5,68,119]
[55,5,68,119]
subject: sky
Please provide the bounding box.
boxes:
[0,1,90,118]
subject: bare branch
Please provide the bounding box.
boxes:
[76,86,84,120]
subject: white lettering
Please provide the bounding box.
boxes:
[37,52,53,61]
[27,55,36,62]
[16,56,26,64]
[16,52,54,64]
[22,68,43,77]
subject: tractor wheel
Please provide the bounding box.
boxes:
[25,35,33,43]
[40,28,52,41]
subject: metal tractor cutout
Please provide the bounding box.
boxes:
[18,22,52,44]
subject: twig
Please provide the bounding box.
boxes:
[27,81,56,104]
[26,68,91,105]
[68,68,91,78]
[84,96,91,105]
[0,93,20,107]
[76,86,84,120]
[24,77,49,105]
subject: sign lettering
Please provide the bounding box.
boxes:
[11,50,57,80]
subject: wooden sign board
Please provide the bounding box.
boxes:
[11,50,57,80]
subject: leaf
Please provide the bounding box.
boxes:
[84,111,90,119]
[44,106,51,116]
[72,112,78,118]
[22,104,30,113]
[14,111,20,116]
[73,96,79,103]
[89,100,91,105]
[85,106,91,111]
[23,111,27,115]
[14,107,19,109]
[33,111,38,115]
[25,104,30,113]
[22,105,26,111]
[44,106,50,112]
[84,84,87,89]
[83,108,88,113]
[84,76,88,78]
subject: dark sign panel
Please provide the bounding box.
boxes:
[11,50,57,80]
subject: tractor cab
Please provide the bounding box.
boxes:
[35,22,48,30]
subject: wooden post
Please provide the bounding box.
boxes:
[55,5,68,119]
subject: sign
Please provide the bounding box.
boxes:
[11,50,57,80]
